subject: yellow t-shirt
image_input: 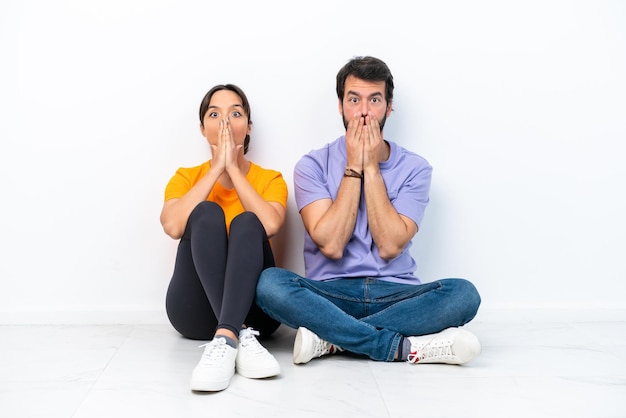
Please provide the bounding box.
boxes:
[164,161,288,233]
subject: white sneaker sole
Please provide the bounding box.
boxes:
[293,327,313,364]
[190,375,232,392]
[237,363,281,379]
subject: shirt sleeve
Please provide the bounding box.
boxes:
[260,169,289,208]
[391,157,432,229]
[293,150,332,212]
[164,165,204,202]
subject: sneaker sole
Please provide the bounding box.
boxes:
[451,330,481,364]
[293,327,312,364]
[190,377,231,392]
[236,364,281,379]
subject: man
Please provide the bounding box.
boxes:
[256,56,481,365]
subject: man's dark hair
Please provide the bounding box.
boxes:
[336,56,394,103]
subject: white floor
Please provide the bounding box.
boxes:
[1,320,625,418]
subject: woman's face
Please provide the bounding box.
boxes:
[200,89,250,147]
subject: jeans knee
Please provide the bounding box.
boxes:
[257,267,294,303]
[256,268,277,299]
[466,280,481,307]
[458,278,481,319]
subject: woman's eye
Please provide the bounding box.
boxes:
[209,111,219,118]
[231,111,242,118]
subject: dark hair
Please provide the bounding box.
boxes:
[336,56,394,103]
[199,83,252,154]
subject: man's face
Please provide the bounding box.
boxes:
[340,75,391,131]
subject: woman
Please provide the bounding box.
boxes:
[160,84,287,392]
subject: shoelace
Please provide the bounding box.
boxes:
[407,338,454,363]
[239,328,268,355]
[313,338,336,356]
[197,337,229,365]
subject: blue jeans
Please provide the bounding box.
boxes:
[255,267,481,361]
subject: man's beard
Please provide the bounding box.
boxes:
[342,112,387,132]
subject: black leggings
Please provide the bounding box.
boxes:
[165,201,280,340]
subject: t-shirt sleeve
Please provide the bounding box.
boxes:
[393,160,432,228]
[260,170,289,208]
[164,166,200,202]
[293,151,331,212]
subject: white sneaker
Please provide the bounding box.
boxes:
[293,327,344,364]
[406,327,481,365]
[190,337,237,391]
[236,327,280,379]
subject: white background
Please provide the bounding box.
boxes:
[1,0,624,323]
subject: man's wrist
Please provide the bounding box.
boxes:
[344,167,363,179]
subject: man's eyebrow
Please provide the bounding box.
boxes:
[346,90,383,98]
